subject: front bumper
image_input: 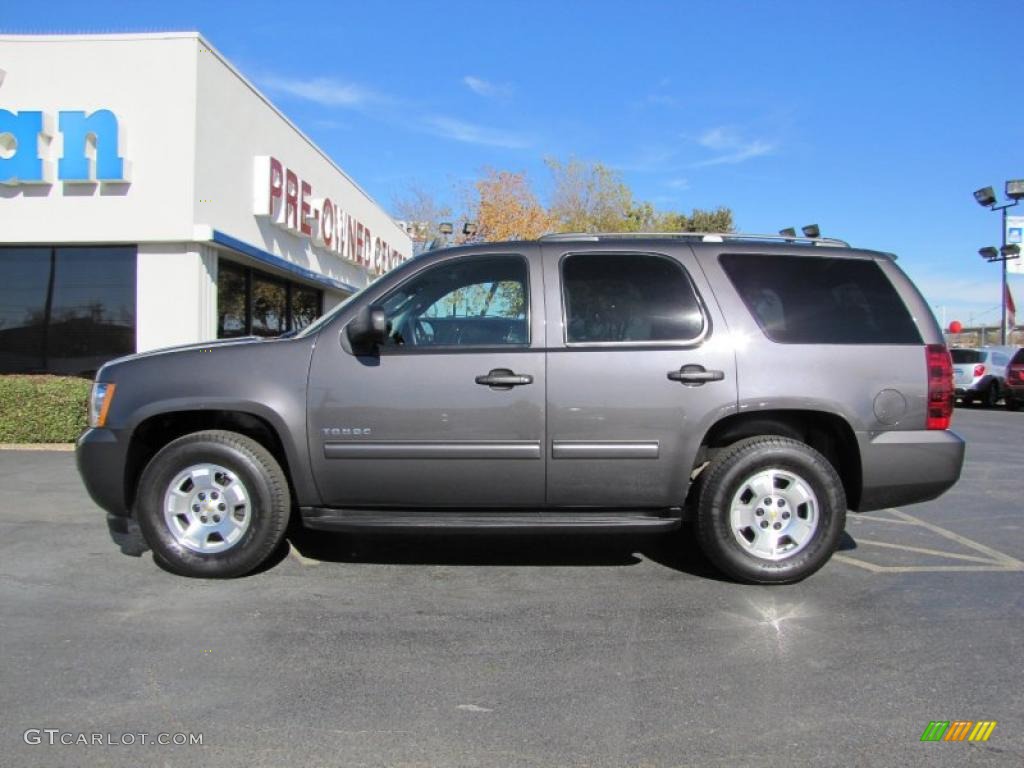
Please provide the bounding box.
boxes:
[76,427,131,516]
[856,429,965,512]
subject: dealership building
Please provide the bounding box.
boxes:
[0,32,411,375]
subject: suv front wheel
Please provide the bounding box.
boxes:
[696,436,846,584]
[135,430,291,578]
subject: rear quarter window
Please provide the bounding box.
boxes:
[719,253,922,344]
[951,349,983,364]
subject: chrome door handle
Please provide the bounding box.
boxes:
[667,365,725,385]
[475,368,534,390]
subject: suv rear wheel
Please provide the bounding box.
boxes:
[696,436,846,584]
[135,430,290,578]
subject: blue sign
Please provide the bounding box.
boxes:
[0,108,128,184]
[1009,227,1023,245]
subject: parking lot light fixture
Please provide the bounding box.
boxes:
[972,181,1021,344]
[438,222,454,235]
[979,246,999,261]
[802,224,820,238]
[779,227,797,237]
[974,186,997,207]
[462,221,477,236]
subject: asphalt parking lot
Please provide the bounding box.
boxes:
[1,407,1022,768]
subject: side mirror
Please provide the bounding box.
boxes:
[345,304,388,354]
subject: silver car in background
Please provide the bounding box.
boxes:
[951,346,1017,407]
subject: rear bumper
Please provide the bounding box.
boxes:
[856,429,965,512]
[76,427,130,516]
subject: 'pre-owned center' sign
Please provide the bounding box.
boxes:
[0,109,129,184]
[254,156,406,275]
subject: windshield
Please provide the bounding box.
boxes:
[294,286,368,338]
[296,257,426,338]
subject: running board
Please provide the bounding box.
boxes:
[300,507,683,534]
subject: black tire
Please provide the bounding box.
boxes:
[135,430,290,578]
[982,383,999,408]
[1007,397,1021,412]
[696,436,846,584]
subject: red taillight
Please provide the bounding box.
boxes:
[926,343,954,430]
[1010,365,1024,384]
[973,364,986,377]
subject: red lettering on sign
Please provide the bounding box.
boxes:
[300,181,313,236]
[321,199,334,249]
[268,157,283,219]
[284,169,299,231]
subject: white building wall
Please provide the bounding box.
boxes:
[192,38,411,291]
[0,35,199,243]
[136,243,216,352]
[1,32,410,360]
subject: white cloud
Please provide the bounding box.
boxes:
[423,116,531,149]
[462,75,512,99]
[261,75,381,108]
[909,275,1001,307]
[666,178,690,190]
[692,126,776,167]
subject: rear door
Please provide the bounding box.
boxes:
[541,245,738,508]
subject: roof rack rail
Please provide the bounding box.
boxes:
[537,231,851,247]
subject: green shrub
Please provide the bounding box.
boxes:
[0,375,91,443]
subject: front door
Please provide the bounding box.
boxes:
[541,245,738,508]
[308,249,546,508]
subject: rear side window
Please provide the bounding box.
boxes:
[562,253,705,343]
[720,253,922,344]
[951,349,983,364]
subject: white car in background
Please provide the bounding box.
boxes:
[951,346,1017,407]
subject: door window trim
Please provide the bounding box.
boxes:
[377,252,533,356]
[557,250,710,348]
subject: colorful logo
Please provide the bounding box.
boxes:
[920,720,997,742]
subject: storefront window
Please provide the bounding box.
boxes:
[251,274,288,337]
[0,246,136,375]
[291,286,322,331]
[0,248,51,373]
[217,261,249,338]
[216,258,324,338]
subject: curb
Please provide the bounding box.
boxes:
[0,443,75,452]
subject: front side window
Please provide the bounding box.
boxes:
[561,253,705,344]
[379,255,529,349]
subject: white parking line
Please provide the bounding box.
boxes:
[852,538,998,564]
[887,508,1024,567]
[837,507,1024,574]
[834,555,1022,574]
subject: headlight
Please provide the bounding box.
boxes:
[88,382,117,428]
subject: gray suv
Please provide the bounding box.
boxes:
[76,233,965,584]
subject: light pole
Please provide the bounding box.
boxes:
[973,180,1024,345]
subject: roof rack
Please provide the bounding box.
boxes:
[537,232,851,248]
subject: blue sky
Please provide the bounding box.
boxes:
[5,0,1023,327]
